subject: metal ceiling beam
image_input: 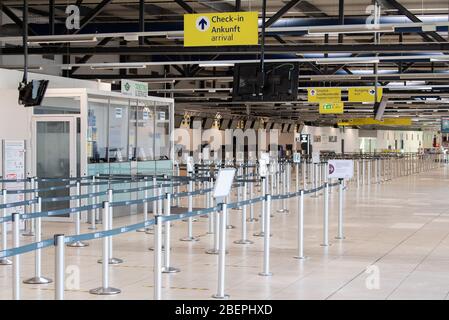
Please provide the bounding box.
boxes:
[70,37,114,74]
[0,4,37,35]
[292,0,327,18]
[266,0,302,28]
[73,0,113,35]
[9,43,449,55]
[382,0,446,43]
[174,0,195,14]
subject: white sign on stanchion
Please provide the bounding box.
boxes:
[312,152,320,164]
[293,152,301,164]
[328,160,354,179]
[213,168,236,201]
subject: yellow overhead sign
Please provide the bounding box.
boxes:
[319,102,344,114]
[308,88,341,103]
[337,118,412,127]
[348,87,383,103]
[184,12,259,47]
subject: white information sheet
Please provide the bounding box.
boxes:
[328,160,354,179]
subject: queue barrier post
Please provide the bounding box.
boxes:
[180,179,199,242]
[259,194,272,277]
[294,190,307,260]
[247,180,257,222]
[54,234,65,300]
[154,215,163,300]
[89,201,121,295]
[12,212,20,300]
[335,179,346,240]
[234,182,253,245]
[321,182,330,247]
[253,177,266,237]
[137,177,149,232]
[212,202,229,299]
[88,175,97,230]
[68,182,88,247]
[24,197,53,284]
[98,189,123,264]
[0,189,12,265]
[162,193,180,274]
[22,178,35,237]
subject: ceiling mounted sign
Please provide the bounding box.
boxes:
[121,79,148,97]
[184,12,259,47]
[308,88,342,103]
[348,87,383,103]
[319,102,344,114]
[338,118,412,127]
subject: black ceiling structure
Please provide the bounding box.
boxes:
[1,0,449,128]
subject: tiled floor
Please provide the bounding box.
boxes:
[2,166,449,300]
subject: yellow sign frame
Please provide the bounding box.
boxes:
[184,12,259,47]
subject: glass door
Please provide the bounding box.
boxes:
[32,116,78,221]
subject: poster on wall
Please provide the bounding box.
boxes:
[2,140,26,215]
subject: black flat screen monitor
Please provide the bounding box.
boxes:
[233,62,299,102]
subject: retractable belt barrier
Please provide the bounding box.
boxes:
[0,180,337,259]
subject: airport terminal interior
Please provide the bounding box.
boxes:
[2,0,449,303]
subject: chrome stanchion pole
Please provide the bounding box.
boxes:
[207,180,214,234]
[253,177,266,237]
[234,182,253,245]
[295,163,299,193]
[154,215,163,300]
[89,175,97,230]
[54,234,65,300]
[23,178,35,236]
[98,189,123,264]
[294,190,306,260]
[205,202,220,255]
[180,179,198,241]
[212,202,229,299]
[24,197,52,284]
[12,212,20,300]
[0,189,12,265]
[335,179,345,240]
[277,163,289,213]
[162,193,180,273]
[137,177,149,232]
[68,182,88,247]
[259,194,272,276]
[89,201,121,295]
[247,180,257,222]
[95,174,100,224]
[321,182,330,247]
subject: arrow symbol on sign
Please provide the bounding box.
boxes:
[198,18,208,30]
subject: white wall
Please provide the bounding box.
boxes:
[0,68,111,176]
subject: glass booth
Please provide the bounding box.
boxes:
[32,88,174,218]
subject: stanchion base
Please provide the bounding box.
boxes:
[149,246,166,251]
[179,237,199,242]
[205,249,228,255]
[212,294,230,300]
[276,209,289,213]
[89,287,121,295]
[200,215,208,218]
[293,256,308,260]
[22,232,35,237]
[335,236,346,240]
[258,272,273,277]
[97,258,124,264]
[253,232,272,237]
[88,226,97,230]
[320,243,332,247]
[226,225,236,229]
[162,266,181,274]
[193,218,199,222]
[0,258,12,265]
[234,239,254,245]
[67,241,89,248]
[23,276,53,284]
[145,229,154,235]
[246,218,258,222]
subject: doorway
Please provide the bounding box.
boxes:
[32,116,79,220]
